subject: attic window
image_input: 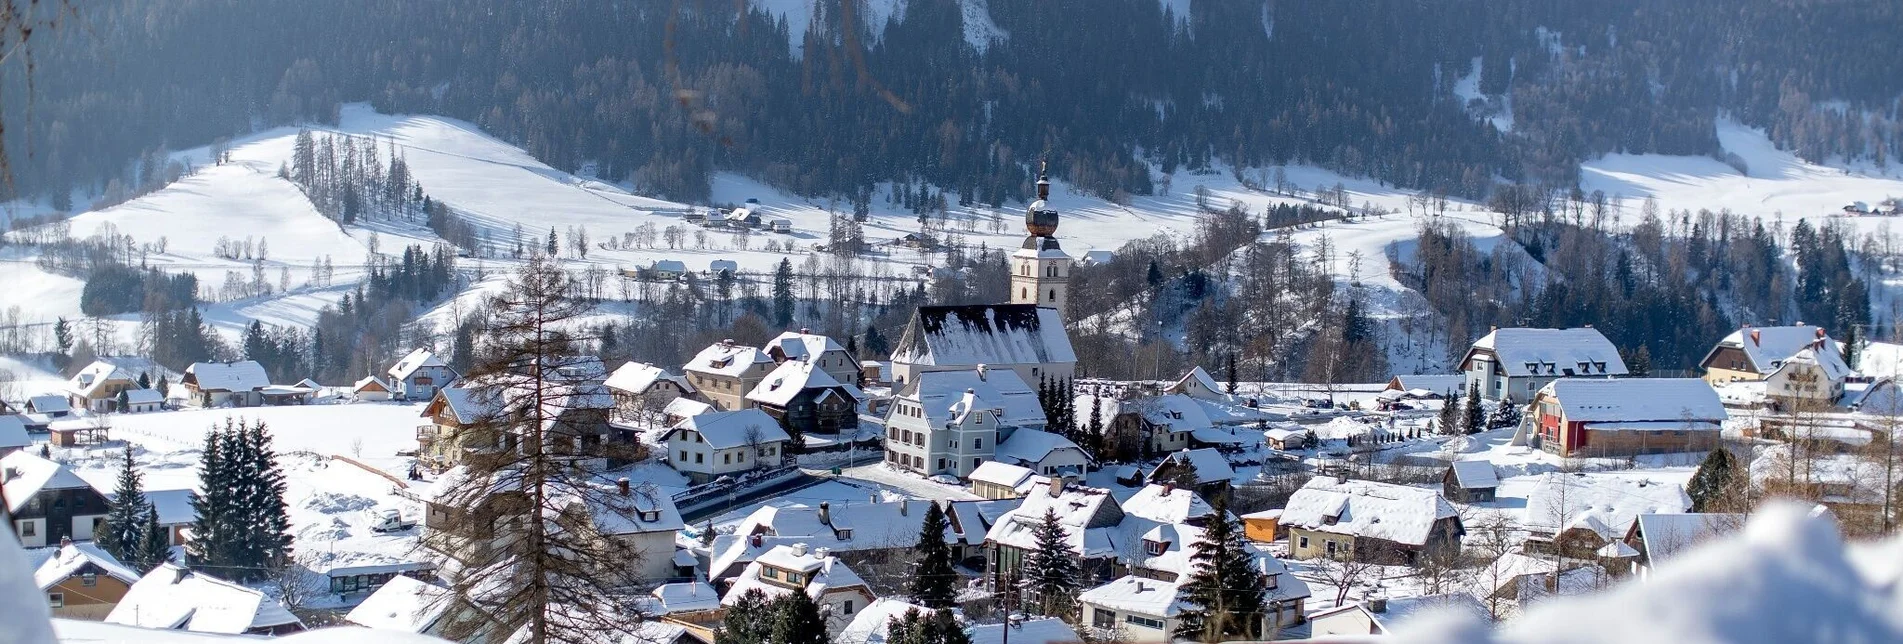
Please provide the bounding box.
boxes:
[1143,540,1166,556]
[641,510,661,522]
[837,528,854,540]
[1322,513,1340,526]
[1524,362,1538,373]
[1593,361,1607,372]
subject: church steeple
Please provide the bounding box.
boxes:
[1011,160,1070,313]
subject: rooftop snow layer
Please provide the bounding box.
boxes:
[1523,473,1690,539]
[184,361,270,392]
[1280,477,1458,546]
[902,368,1044,428]
[1468,328,1628,377]
[344,575,450,633]
[2,452,96,513]
[671,409,791,449]
[1543,378,1726,423]
[891,305,1076,368]
[1708,325,1838,374]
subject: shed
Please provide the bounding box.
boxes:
[1443,460,1499,502]
[1240,509,1282,543]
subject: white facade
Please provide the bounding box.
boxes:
[663,410,789,484]
[1011,246,1070,313]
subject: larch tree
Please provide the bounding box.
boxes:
[910,501,958,608]
[428,254,652,644]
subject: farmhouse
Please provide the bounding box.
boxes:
[1280,477,1463,565]
[662,409,791,484]
[3,451,110,548]
[1700,324,1840,384]
[746,357,863,439]
[180,361,270,408]
[1765,343,1850,410]
[28,540,142,619]
[64,361,138,413]
[387,348,458,401]
[1459,327,1628,403]
[1525,378,1727,457]
[603,361,694,422]
[682,340,776,411]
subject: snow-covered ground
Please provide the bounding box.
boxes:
[1581,117,1903,220]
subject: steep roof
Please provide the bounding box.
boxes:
[1391,374,1468,396]
[902,368,1044,428]
[1136,394,1213,431]
[387,348,449,382]
[2,451,96,513]
[344,575,450,633]
[184,361,270,392]
[1118,484,1216,525]
[722,544,868,605]
[1524,473,1690,539]
[1541,378,1726,423]
[1706,325,1838,374]
[1168,366,1224,399]
[683,342,773,378]
[669,409,791,449]
[354,375,392,393]
[984,484,1120,554]
[0,416,26,449]
[1773,344,1851,382]
[837,599,929,644]
[734,500,939,552]
[890,304,1076,368]
[994,428,1088,467]
[603,362,670,395]
[1148,448,1235,485]
[68,361,133,398]
[662,397,712,419]
[106,564,303,634]
[746,358,863,408]
[1449,460,1500,489]
[1631,513,1743,565]
[765,331,852,364]
[32,542,141,590]
[1466,328,1628,377]
[1281,478,1459,546]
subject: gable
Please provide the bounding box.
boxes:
[892,304,1076,367]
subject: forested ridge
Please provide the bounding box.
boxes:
[4,0,1901,212]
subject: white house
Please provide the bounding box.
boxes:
[1166,366,1225,401]
[180,361,270,408]
[1700,324,1840,384]
[994,427,1091,476]
[603,361,695,421]
[1458,327,1628,403]
[882,367,1055,478]
[65,361,138,413]
[1766,342,1850,409]
[593,478,687,581]
[662,409,790,484]
[122,389,163,413]
[387,349,458,401]
[721,543,876,636]
[764,329,861,386]
[1079,576,1186,642]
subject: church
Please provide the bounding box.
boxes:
[888,166,1079,388]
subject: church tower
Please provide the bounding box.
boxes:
[1011,162,1070,313]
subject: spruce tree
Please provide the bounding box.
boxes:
[1023,508,1081,617]
[132,505,173,573]
[187,425,235,578]
[245,421,293,573]
[1437,390,1460,435]
[772,259,796,328]
[1688,447,1740,512]
[102,446,151,564]
[1225,354,1239,395]
[1463,382,1485,434]
[1174,496,1268,642]
[767,588,828,644]
[716,589,773,644]
[137,372,151,389]
[911,502,957,608]
[1086,394,1104,457]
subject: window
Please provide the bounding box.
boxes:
[18,521,33,537]
[1297,536,1308,549]
[81,573,97,587]
[723,453,731,465]
[1048,289,1056,301]
[973,438,983,450]
[695,453,704,464]
[678,450,688,462]
[842,600,855,614]
[47,593,63,608]
[1143,540,1166,555]
[1093,609,1118,629]
[763,568,780,580]
[1125,614,1165,629]
[787,572,805,585]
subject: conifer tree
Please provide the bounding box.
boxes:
[133,505,173,573]
[772,259,796,328]
[716,589,773,644]
[244,421,293,572]
[1225,354,1239,395]
[187,425,236,578]
[102,446,151,564]
[1688,447,1741,512]
[767,588,828,644]
[1023,508,1081,617]
[911,502,957,608]
[887,608,973,644]
[1174,496,1268,642]
[1437,390,1460,435]
[1086,394,1104,456]
[1463,382,1485,434]
[137,372,151,389]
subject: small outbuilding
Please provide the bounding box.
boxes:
[1443,460,1499,503]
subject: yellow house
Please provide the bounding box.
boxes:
[1241,509,1281,543]
[31,542,142,620]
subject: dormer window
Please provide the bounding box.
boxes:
[837,528,854,540]
[1143,540,1166,556]
[762,567,781,580]
[1322,513,1340,526]
[640,510,661,522]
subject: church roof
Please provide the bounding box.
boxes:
[891,305,1076,368]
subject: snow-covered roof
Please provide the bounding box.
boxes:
[710,259,738,273]
[1707,325,1838,374]
[968,617,1077,644]
[184,361,270,392]
[2,451,96,513]
[31,542,140,590]
[1168,366,1224,399]
[387,348,449,382]
[646,581,721,615]
[1466,328,1628,377]
[1118,484,1215,525]
[764,331,850,364]
[68,361,133,398]
[0,416,26,449]
[836,598,929,644]
[890,304,1076,368]
[431,384,496,423]
[994,428,1088,468]
[1541,378,1726,423]
[746,358,863,407]
[1077,575,1185,617]
[902,368,1044,428]
[662,397,712,418]
[1189,426,1263,447]
[344,575,450,633]
[1449,460,1500,489]
[967,461,1035,489]
[602,362,671,395]
[1136,394,1213,431]
[669,409,790,449]
[145,489,197,526]
[1773,344,1851,383]
[1390,374,1467,396]
[1632,513,1742,565]
[733,500,939,553]
[722,544,868,605]
[1280,477,1459,546]
[124,389,163,404]
[1148,448,1235,485]
[106,563,303,634]
[653,259,686,273]
[354,375,391,392]
[27,395,70,414]
[1524,473,1690,539]
[984,484,1118,554]
[683,341,773,378]
[589,486,685,536]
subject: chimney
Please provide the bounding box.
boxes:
[815,546,831,560]
[749,533,764,548]
[59,536,73,548]
[1751,330,1762,346]
[1135,580,1147,592]
[899,499,909,516]
[617,477,631,496]
[1162,483,1174,496]
[819,502,832,526]
[1370,596,1389,613]
[1048,477,1065,498]
[1817,327,1827,339]
[799,327,811,334]
[722,338,735,347]
[976,364,988,381]
[792,543,808,557]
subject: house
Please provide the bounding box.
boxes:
[712,499,940,581]
[1166,366,1225,401]
[143,489,196,546]
[0,415,28,456]
[3,451,111,547]
[179,361,270,408]
[28,540,142,619]
[836,598,930,644]
[1459,327,1628,403]
[1522,473,1689,557]
[662,409,791,484]
[1263,426,1308,451]
[1077,576,1188,643]
[122,389,163,413]
[985,480,1125,585]
[591,478,687,582]
[387,349,458,401]
[1118,483,1217,527]
[746,358,863,438]
[724,207,762,228]
[65,361,138,413]
[709,259,739,276]
[1524,378,1727,457]
[1079,249,1114,266]
[1280,477,1463,565]
[663,397,714,426]
[353,375,394,402]
[769,218,792,233]
[1621,513,1742,575]
[1131,395,1210,456]
[415,378,625,473]
[26,394,73,417]
[105,564,305,635]
[1384,374,1468,399]
[882,367,1047,479]
[1700,324,1840,384]
[1479,553,1609,604]
[344,575,451,636]
[887,304,1077,389]
[603,361,695,422]
[653,259,688,278]
[682,340,776,411]
[765,329,861,385]
[721,543,876,636]
[1145,448,1236,505]
[1306,603,1387,637]
[994,427,1090,476]
[1443,460,1500,502]
[967,461,1037,499]
[1766,342,1850,410]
